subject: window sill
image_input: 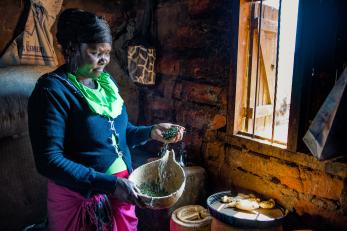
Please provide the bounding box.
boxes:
[213,131,347,178]
[235,132,287,150]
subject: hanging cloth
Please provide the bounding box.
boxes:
[0,0,61,66]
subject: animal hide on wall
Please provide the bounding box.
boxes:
[112,0,157,85]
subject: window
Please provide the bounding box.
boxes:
[232,0,299,146]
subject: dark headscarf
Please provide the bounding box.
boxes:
[56,8,112,55]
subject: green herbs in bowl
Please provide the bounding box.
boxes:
[138,182,168,197]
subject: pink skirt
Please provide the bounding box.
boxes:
[47,170,137,231]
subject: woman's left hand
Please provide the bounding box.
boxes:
[151,123,185,143]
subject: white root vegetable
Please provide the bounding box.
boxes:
[235,199,260,211]
[220,195,234,203]
[226,200,237,208]
[259,199,276,209]
[220,193,276,211]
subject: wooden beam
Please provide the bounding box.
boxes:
[226,0,241,135]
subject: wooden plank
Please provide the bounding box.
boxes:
[254,18,278,33]
[255,104,273,118]
[243,104,273,119]
[260,48,273,104]
[252,17,278,105]
[249,2,279,110]
[260,32,276,104]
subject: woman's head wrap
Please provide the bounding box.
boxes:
[56,8,112,52]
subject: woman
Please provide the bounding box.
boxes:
[28,8,184,231]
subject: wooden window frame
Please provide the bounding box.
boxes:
[227,0,305,152]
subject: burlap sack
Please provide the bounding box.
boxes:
[0,0,62,66]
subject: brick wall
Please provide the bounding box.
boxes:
[140,0,232,161]
[140,0,347,229]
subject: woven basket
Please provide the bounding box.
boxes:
[129,149,185,209]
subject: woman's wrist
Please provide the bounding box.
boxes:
[150,124,158,140]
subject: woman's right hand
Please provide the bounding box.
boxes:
[112,178,145,207]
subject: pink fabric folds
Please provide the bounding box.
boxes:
[47,170,137,231]
[111,170,138,231]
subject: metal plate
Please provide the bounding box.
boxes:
[207,191,288,228]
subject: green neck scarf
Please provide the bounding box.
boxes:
[67,72,124,119]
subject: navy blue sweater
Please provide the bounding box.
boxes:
[28,65,152,197]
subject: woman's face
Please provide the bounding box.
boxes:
[75,43,112,79]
